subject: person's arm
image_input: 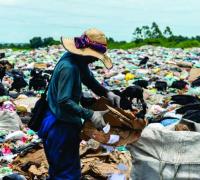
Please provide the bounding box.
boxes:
[81,65,121,107]
[81,66,108,97]
[57,67,93,121]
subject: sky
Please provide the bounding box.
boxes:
[0,0,200,43]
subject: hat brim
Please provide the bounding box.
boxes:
[61,37,113,69]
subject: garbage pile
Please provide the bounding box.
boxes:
[0,124,42,179]
[0,126,132,180]
[80,139,132,179]
[0,45,200,179]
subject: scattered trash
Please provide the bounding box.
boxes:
[0,45,200,179]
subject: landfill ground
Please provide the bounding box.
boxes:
[0,45,200,179]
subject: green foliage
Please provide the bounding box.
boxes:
[1,23,200,50]
[176,40,200,48]
[133,22,164,40]
[0,43,30,50]
[29,36,59,49]
[30,37,43,48]
[43,37,60,46]
[108,41,136,49]
[107,37,200,50]
[0,37,60,50]
[151,22,163,38]
[114,22,200,49]
[43,37,54,46]
[164,26,173,38]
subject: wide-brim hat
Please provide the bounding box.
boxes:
[61,28,113,69]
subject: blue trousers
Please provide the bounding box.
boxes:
[38,111,81,180]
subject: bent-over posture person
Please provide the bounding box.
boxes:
[38,28,120,180]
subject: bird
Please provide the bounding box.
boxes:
[139,56,149,67]
[171,95,200,105]
[155,81,167,91]
[133,80,149,89]
[171,80,188,90]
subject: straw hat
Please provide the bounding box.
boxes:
[61,28,113,69]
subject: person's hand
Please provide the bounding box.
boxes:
[91,110,108,129]
[107,91,121,108]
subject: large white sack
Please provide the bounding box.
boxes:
[0,110,22,132]
[128,119,200,180]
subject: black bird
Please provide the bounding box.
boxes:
[139,56,149,66]
[122,85,147,112]
[155,81,167,91]
[133,80,149,89]
[10,74,27,92]
[29,69,48,91]
[111,89,133,110]
[121,85,145,104]
[171,80,188,90]
[112,86,148,118]
[171,95,200,105]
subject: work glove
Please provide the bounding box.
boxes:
[91,110,109,129]
[107,91,121,108]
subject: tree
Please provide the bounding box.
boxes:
[107,37,115,43]
[195,36,200,41]
[164,26,173,38]
[43,37,55,46]
[141,25,151,39]
[30,37,43,48]
[133,27,142,40]
[169,35,188,43]
[151,22,163,38]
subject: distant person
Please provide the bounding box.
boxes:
[38,28,120,180]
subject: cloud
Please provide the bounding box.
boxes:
[0,0,200,42]
[0,0,28,8]
[0,0,25,6]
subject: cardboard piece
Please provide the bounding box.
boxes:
[82,97,147,146]
[34,63,47,69]
[12,146,48,179]
[188,68,200,82]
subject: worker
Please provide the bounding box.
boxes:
[38,28,120,180]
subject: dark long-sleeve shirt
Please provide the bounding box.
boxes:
[47,52,108,126]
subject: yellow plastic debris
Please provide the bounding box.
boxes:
[125,73,135,81]
[152,68,161,74]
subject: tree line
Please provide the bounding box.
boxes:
[108,22,200,49]
[1,22,200,50]
[0,37,60,50]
